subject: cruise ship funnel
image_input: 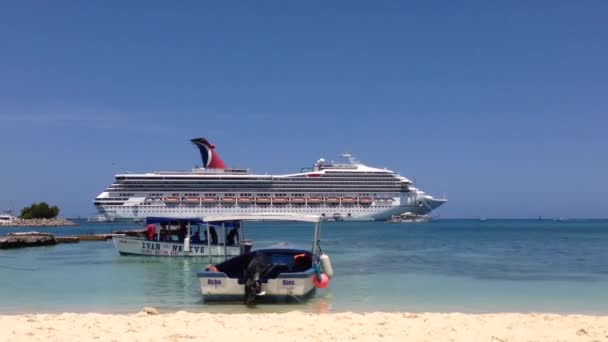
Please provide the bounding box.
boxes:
[191,138,226,169]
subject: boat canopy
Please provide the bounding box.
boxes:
[202,213,323,224]
[145,217,206,225]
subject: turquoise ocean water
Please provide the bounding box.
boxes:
[1,219,607,314]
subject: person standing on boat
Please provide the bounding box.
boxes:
[226,226,239,246]
[147,224,156,241]
[209,226,218,244]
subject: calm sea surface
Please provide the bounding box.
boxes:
[1,219,607,314]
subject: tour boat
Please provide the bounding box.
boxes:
[112,217,251,257]
[197,214,333,304]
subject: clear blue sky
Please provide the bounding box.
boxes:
[1,1,606,218]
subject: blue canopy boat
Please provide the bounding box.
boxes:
[196,213,334,304]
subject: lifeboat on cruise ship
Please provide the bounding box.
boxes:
[164,197,180,205]
[291,197,306,205]
[307,197,322,205]
[256,197,271,205]
[183,197,200,205]
[341,197,356,205]
[221,197,236,205]
[237,197,253,205]
[201,197,218,205]
[326,197,340,205]
[272,197,289,205]
[359,197,373,205]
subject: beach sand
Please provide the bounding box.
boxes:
[1,311,607,342]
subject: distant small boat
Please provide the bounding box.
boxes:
[0,211,16,225]
[88,214,114,223]
[385,212,430,223]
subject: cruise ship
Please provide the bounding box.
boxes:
[94,138,446,221]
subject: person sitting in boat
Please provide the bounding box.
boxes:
[191,228,202,244]
[159,223,169,241]
[177,222,187,241]
[147,224,156,241]
[226,226,239,246]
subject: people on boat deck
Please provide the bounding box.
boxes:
[209,226,218,244]
[226,227,239,246]
[146,224,156,241]
[177,222,187,241]
[191,228,202,244]
[159,223,169,241]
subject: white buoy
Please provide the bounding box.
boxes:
[320,253,333,278]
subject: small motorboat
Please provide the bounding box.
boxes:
[197,213,333,304]
[112,217,251,257]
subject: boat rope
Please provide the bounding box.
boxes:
[290,294,304,304]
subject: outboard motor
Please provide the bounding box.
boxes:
[244,253,269,305]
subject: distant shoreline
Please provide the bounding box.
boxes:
[0,218,77,227]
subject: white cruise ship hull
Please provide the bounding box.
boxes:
[97,195,445,222]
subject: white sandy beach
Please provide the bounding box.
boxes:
[1,311,607,342]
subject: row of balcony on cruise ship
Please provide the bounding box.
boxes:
[160,196,379,206]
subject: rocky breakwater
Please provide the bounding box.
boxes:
[0,218,77,227]
[0,232,58,249]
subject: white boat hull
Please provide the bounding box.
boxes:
[112,236,243,257]
[197,268,317,301]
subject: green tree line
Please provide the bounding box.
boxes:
[20,202,60,219]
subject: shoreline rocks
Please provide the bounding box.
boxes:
[0,232,58,249]
[0,218,78,227]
